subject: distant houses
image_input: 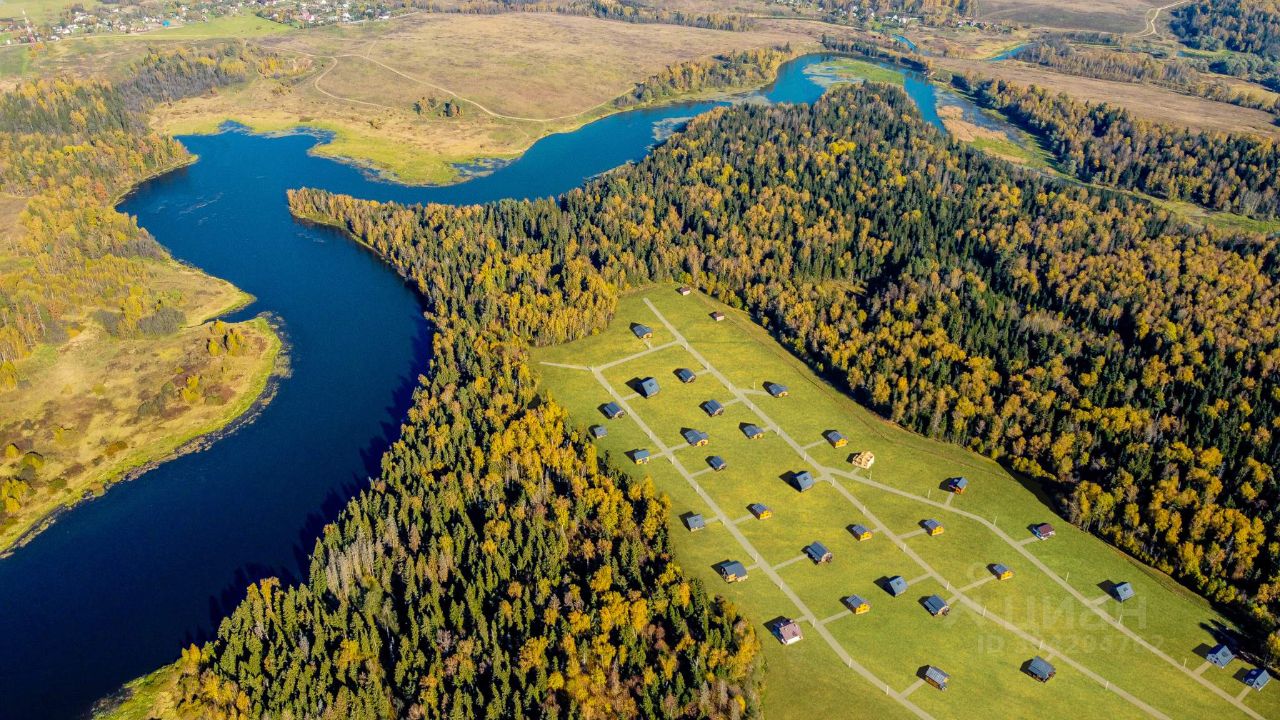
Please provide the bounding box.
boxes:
[1206,644,1234,669]
[921,519,944,536]
[764,381,789,397]
[946,476,969,494]
[707,455,727,472]
[843,595,871,614]
[1031,523,1055,540]
[1111,581,1135,602]
[675,368,697,384]
[716,560,749,583]
[631,323,653,340]
[991,564,1014,581]
[748,503,773,520]
[804,542,833,564]
[630,449,651,465]
[790,470,816,492]
[824,430,848,448]
[682,513,706,532]
[1025,657,1055,683]
[682,428,710,446]
[886,575,909,596]
[742,423,765,440]
[638,377,661,398]
[1244,668,1271,692]
[600,402,625,419]
[770,617,803,645]
[849,523,873,541]
[923,595,950,617]
[850,451,875,469]
[923,666,949,691]
[701,399,725,417]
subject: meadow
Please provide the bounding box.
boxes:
[534,285,1279,720]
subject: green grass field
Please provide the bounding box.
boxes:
[533,285,1279,720]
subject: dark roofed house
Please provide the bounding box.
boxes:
[1032,523,1056,540]
[630,449,651,465]
[849,524,873,541]
[742,423,765,440]
[631,323,653,340]
[1207,644,1234,669]
[824,430,848,448]
[683,513,706,532]
[1244,668,1271,692]
[923,595,950,617]
[886,575,909,596]
[677,286,692,296]
[682,428,710,447]
[1112,581,1135,602]
[638,377,660,398]
[1026,657,1055,683]
[716,560,748,583]
[922,519,944,536]
[991,564,1014,581]
[589,425,607,439]
[946,476,969,494]
[923,666,950,691]
[804,542,833,564]
[844,595,871,614]
[601,402,625,419]
[675,367,697,384]
[771,618,803,645]
[708,455,727,472]
[791,470,816,492]
[710,311,726,321]
[764,382,789,398]
[701,399,725,417]
[748,503,773,520]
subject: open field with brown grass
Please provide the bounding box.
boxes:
[0,255,282,553]
[972,0,1162,32]
[152,12,813,183]
[938,56,1280,137]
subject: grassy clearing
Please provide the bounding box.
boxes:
[533,284,1279,719]
[0,261,282,553]
[0,0,101,23]
[805,57,904,85]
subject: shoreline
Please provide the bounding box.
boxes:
[0,314,288,557]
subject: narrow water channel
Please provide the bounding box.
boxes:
[0,53,989,719]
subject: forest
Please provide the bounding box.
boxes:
[615,48,792,107]
[0,44,258,366]
[1172,0,1280,60]
[955,75,1280,219]
[266,83,1280,689]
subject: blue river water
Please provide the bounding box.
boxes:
[0,53,962,719]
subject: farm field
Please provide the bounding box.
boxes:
[533,285,1280,720]
[971,0,1162,32]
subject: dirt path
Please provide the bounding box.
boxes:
[1134,0,1190,38]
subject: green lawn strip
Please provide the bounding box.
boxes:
[534,284,1271,719]
[857,483,1249,718]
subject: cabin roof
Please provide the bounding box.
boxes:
[851,523,871,536]
[1246,668,1271,690]
[684,513,705,530]
[846,594,869,608]
[924,666,949,684]
[682,428,709,444]
[631,323,652,338]
[923,595,949,614]
[992,563,1011,575]
[719,560,747,577]
[1207,644,1235,667]
[589,425,607,438]
[708,455,726,469]
[1027,657,1055,679]
[1114,581,1135,600]
[804,542,831,560]
[675,367,696,381]
[922,519,943,531]
[887,575,909,595]
[639,377,660,396]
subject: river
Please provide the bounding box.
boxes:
[0,53,991,719]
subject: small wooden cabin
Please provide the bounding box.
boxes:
[824,430,848,448]
[922,519,944,536]
[748,503,772,520]
[849,524,873,541]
